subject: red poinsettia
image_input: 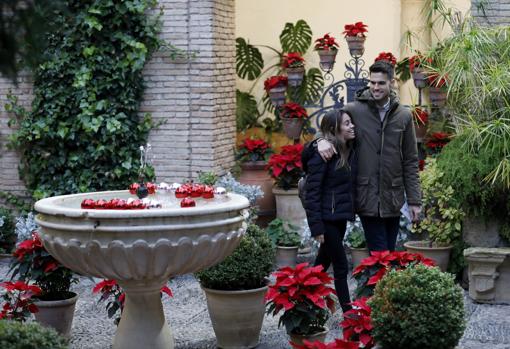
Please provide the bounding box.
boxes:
[374,52,397,66]
[341,297,374,348]
[314,33,339,51]
[412,107,429,125]
[425,132,452,153]
[264,75,288,92]
[409,54,432,72]
[266,144,304,190]
[427,73,448,88]
[343,22,368,37]
[237,138,273,163]
[280,102,308,119]
[283,52,305,69]
[93,279,173,325]
[419,159,426,171]
[0,280,41,322]
[353,250,435,298]
[266,263,336,335]
[291,339,360,349]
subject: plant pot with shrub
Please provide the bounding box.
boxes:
[8,232,78,338]
[369,264,465,349]
[266,263,336,346]
[0,319,68,349]
[405,158,464,272]
[266,218,301,268]
[195,223,275,349]
[344,218,369,269]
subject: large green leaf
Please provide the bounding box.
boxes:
[292,68,324,105]
[236,38,264,80]
[279,20,312,54]
[236,89,260,131]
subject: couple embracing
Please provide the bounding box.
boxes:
[302,60,422,313]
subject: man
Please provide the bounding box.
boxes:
[317,60,421,251]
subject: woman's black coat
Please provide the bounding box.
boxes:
[303,147,357,237]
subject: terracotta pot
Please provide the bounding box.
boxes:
[350,247,370,269]
[34,292,78,339]
[404,240,452,272]
[286,66,305,87]
[429,86,447,107]
[345,36,366,56]
[275,245,299,269]
[412,68,428,89]
[289,327,329,346]
[268,86,286,107]
[414,123,427,141]
[239,161,276,225]
[201,286,268,349]
[317,49,337,72]
[280,117,305,140]
[272,188,306,229]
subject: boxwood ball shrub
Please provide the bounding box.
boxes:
[0,320,68,349]
[369,264,465,349]
[196,224,275,290]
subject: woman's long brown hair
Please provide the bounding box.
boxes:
[319,109,355,170]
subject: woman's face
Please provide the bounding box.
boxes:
[338,113,355,142]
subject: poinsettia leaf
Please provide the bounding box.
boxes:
[279,20,312,54]
[236,89,260,131]
[236,37,264,80]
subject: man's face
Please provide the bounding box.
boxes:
[369,72,392,102]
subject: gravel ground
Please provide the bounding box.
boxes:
[1,257,509,349]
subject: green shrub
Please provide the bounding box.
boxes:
[266,218,301,247]
[369,264,465,349]
[0,207,15,254]
[196,224,275,290]
[0,320,68,349]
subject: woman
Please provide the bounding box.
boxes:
[303,109,356,313]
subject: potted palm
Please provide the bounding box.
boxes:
[237,137,275,224]
[345,218,369,269]
[195,224,275,349]
[282,52,306,87]
[427,73,448,107]
[343,22,368,57]
[266,263,336,346]
[404,158,464,272]
[8,232,78,338]
[279,102,308,140]
[267,144,306,226]
[264,75,288,107]
[314,33,339,72]
[266,218,301,268]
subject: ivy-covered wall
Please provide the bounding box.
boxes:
[0,0,237,200]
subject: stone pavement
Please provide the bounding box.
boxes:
[1,260,509,349]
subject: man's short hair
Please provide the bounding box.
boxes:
[369,60,394,81]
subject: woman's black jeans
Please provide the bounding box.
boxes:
[313,220,351,313]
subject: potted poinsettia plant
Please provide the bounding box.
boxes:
[427,73,448,107]
[374,51,397,66]
[8,232,78,337]
[0,280,42,322]
[314,33,339,72]
[411,106,429,140]
[264,75,288,107]
[409,54,431,88]
[266,263,337,346]
[343,22,368,56]
[279,102,308,140]
[341,297,374,349]
[425,132,452,156]
[282,52,306,86]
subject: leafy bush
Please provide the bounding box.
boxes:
[6,0,161,200]
[0,208,15,254]
[0,319,68,349]
[345,218,366,249]
[196,224,275,290]
[266,218,301,247]
[369,264,465,349]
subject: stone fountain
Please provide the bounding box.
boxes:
[34,189,249,349]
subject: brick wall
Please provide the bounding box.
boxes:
[472,0,510,25]
[0,0,237,198]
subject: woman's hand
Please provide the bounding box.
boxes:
[314,234,325,244]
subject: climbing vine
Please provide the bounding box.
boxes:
[7,0,162,200]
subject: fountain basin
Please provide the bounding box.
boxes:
[35,190,250,349]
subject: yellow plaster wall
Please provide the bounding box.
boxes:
[236,0,471,109]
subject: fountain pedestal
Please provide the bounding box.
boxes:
[35,190,249,348]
